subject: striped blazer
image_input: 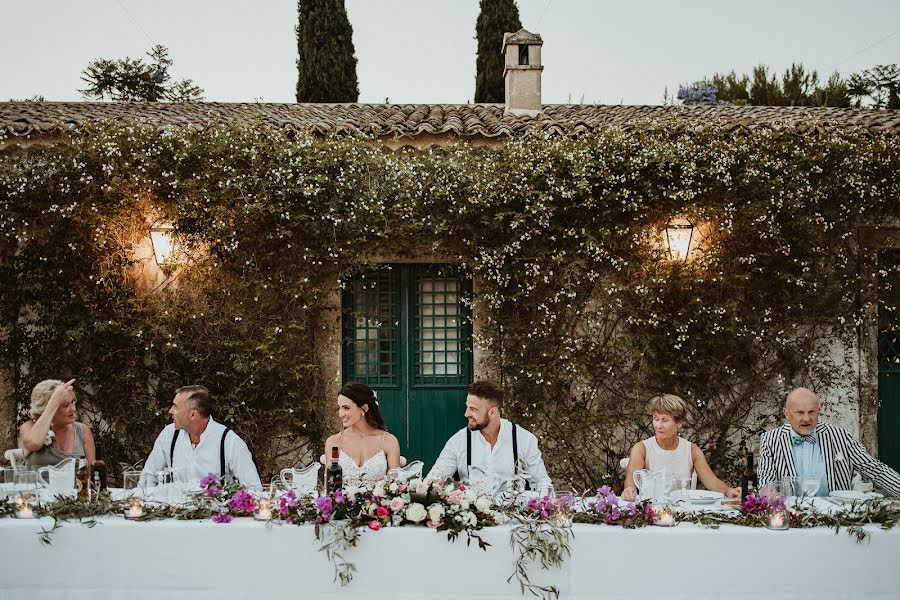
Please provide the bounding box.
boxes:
[758,422,900,497]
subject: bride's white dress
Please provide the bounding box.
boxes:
[337,432,388,486]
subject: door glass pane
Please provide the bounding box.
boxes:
[343,269,399,385]
[414,267,469,385]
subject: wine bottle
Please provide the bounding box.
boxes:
[77,458,91,500]
[326,446,342,494]
[91,443,108,492]
[740,452,758,502]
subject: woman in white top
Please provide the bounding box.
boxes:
[324,383,401,487]
[621,394,740,501]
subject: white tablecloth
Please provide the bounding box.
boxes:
[1,518,898,599]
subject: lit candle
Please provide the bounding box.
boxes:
[13,494,24,507]
[770,512,784,528]
[255,499,272,521]
[124,498,144,519]
[656,510,676,527]
[15,503,34,519]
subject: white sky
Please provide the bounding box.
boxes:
[1,0,899,105]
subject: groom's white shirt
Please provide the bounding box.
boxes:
[427,418,552,490]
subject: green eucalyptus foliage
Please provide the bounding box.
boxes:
[1,121,898,487]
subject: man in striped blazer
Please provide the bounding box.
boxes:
[759,387,900,497]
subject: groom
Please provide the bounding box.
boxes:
[427,380,552,492]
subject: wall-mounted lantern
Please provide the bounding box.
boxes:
[149,223,178,274]
[664,217,696,262]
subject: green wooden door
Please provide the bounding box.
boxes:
[342,265,472,471]
[878,250,900,472]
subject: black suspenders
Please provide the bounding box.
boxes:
[462,424,520,481]
[169,426,231,478]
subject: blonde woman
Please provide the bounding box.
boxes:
[19,379,95,467]
[621,393,739,502]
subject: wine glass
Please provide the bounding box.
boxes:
[799,476,821,506]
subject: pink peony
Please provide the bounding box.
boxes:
[376,506,390,518]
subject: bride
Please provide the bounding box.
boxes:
[324,382,401,486]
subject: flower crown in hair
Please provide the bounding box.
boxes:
[372,390,379,406]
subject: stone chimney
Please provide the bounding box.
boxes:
[502,29,543,116]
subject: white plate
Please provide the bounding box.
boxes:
[683,490,724,504]
[830,490,883,502]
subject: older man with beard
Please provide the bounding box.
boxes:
[427,380,551,493]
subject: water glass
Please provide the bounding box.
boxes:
[123,470,142,497]
[778,476,798,498]
[14,470,39,502]
[1,467,14,484]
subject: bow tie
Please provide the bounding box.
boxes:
[791,433,817,446]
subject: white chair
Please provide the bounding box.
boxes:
[4,449,25,471]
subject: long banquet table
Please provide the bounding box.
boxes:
[1,516,899,599]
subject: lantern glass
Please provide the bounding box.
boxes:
[664,217,695,262]
[149,224,177,269]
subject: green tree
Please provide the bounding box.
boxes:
[80,45,203,102]
[848,64,900,109]
[295,0,359,103]
[680,63,849,107]
[474,0,522,103]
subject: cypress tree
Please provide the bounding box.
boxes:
[474,0,522,103]
[296,0,359,103]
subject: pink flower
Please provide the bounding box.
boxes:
[376,506,390,518]
[415,482,429,494]
[426,520,439,528]
[458,483,466,491]
[211,513,233,524]
[367,520,381,531]
[389,497,405,512]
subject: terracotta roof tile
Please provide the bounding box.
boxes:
[1,102,899,140]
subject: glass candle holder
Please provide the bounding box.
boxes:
[655,505,677,527]
[552,491,575,527]
[13,494,35,519]
[124,497,144,520]
[254,498,273,521]
[765,501,790,530]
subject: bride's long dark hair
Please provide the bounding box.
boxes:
[339,382,387,431]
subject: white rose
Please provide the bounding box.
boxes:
[463,511,478,527]
[474,496,492,513]
[405,502,428,524]
[460,499,470,510]
[389,482,399,494]
[464,489,476,502]
[493,511,506,525]
[415,482,429,495]
[427,503,445,522]
[374,485,386,497]
[408,478,422,488]
[344,485,360,502]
